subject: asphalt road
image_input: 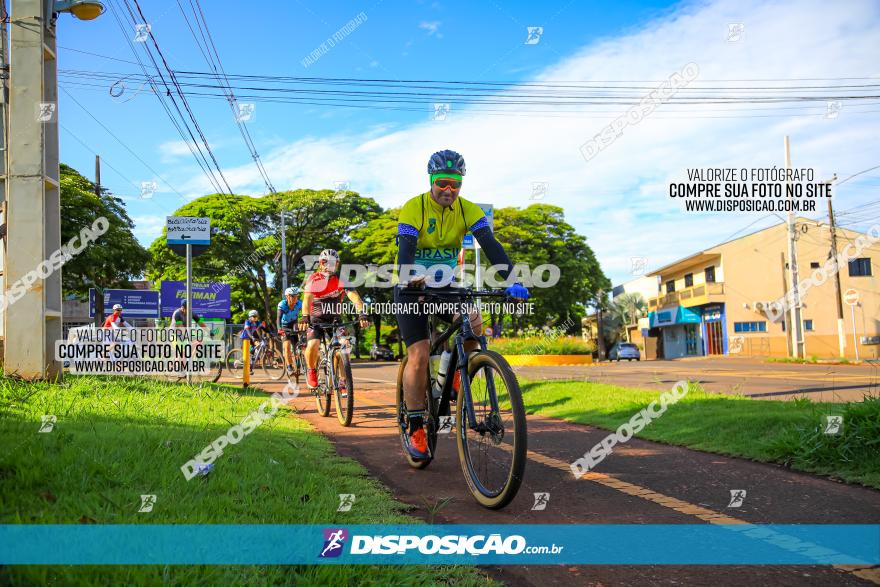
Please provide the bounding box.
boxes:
[239,361,880,587]
[456,356,877,403]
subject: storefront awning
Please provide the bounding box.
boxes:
[649,306,701,328]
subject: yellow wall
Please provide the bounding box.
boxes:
[652,221,879,359]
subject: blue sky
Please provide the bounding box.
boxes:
[55,0,880,286]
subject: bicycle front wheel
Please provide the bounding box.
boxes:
[225,348,245,379]
[333,350,354,427]
[456,350,527,509]
[262,342,287,381]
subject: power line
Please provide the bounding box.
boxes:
[106,0,227,196]
[125,0,235,196]
[58,122,142,193]
[60,86,187,200]
[175,0,276,195]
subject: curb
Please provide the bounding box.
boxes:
[501,354,594,366]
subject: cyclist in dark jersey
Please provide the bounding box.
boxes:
[171,300,204,327]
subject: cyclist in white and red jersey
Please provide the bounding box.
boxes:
[298,249,369,389]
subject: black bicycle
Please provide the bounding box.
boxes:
[395,287,527,509]
[312,320,356,427]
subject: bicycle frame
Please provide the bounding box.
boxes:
[317,321,354,391]
[429,298,502,433]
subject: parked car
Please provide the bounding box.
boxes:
[609,342,641,361]
[369,342,396,361]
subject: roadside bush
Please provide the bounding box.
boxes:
[488,335,594,355]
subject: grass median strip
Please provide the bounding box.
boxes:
[0,375,495,586]
[519,379,880,489]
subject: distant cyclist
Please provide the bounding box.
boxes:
[171,300,204,327]
[298,249,370,389]
[395,149,528,460]
[240,310,268,374]
[103,304,133,329]
[240,310,268,343]
[277,286,302,376]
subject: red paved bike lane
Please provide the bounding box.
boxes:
[243,370,880,586]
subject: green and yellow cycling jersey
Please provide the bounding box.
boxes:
[397,192,489,269]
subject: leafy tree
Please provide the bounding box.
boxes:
[609,292,646,342]
[489,204,609,332]
[59,164,149,300]
[147,189,381,323]
[348,208,400,345]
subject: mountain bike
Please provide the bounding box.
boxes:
[225,335,283,380]
[395,287,527,509]
[311,320,356,427]
[281,327,307,384]
[170,323,223,384]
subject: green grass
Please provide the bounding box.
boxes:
[0,375,496,586]
[488,336,594,355]
[518,379,880,489]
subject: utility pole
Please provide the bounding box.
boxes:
[780,252,792,356]
[825,175,846,357]
[595,290,606,361]
[784,136,804,358]
[280,210,287,291]
[5,0,63,379]
[0,0,8,350]
[93,155,103,327]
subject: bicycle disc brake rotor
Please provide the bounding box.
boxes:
[476,411,505,445]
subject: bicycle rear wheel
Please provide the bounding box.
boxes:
[333,350,354,427]
[395,355,438,469]
[315,351,331,417]
[456,350,527,509]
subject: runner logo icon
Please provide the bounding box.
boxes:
[319,528,348,558]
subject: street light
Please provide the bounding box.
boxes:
[53,0,105,20]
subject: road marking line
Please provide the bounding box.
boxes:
[350,391,878,581]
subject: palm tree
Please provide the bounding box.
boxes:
[610,293,646,342]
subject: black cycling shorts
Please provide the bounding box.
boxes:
[306,318,337,342]
[393,287,454,347]
[280,323,299,342]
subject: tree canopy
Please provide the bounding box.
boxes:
[60,164,149,298]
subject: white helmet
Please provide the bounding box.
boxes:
[319,249,339,263]
[113,304,123,311]
[248,310,259,318]
[285,286,300,296]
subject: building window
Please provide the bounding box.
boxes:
[848,258,872,277]
[734,321,767,333]
[666,280,676,293]
[810,261,820,269]
[684,273,694,287]
[804,319,814,331]
[705,266,716,283]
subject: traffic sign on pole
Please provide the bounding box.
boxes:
[167,216,211,245]
[843,288,859,306]
[462,203,494,249]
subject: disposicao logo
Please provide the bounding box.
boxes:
[319,528,348,558]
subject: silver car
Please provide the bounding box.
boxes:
[609,342,641,361]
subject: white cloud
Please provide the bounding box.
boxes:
[167,0,880,287]
[131,214,166,245]
[158,140,192,162]
[419,21,442,36]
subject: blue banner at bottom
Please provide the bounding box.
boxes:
[1,524,877,565]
